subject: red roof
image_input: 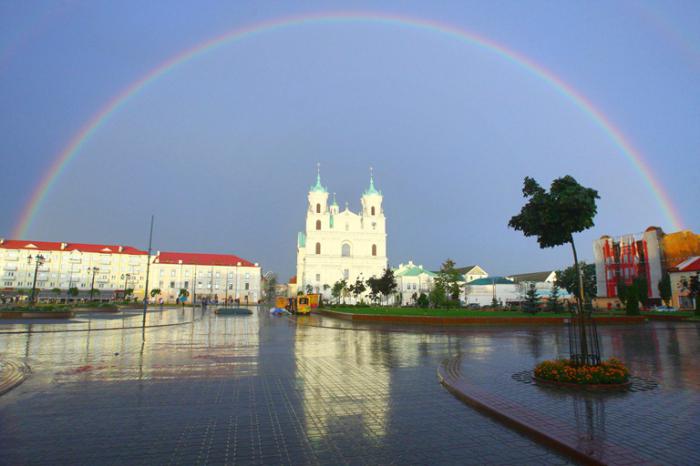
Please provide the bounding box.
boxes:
[155,251,255,267]
[289,275,297,284]
[673,256,700,273]
[0,239,147,255]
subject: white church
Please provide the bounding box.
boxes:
[296,169,388,299]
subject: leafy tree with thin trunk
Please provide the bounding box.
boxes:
[509,175,600,364]
[556,263,596,305]
[332,280,346,305]
[366,276,381,305]
[378,268,398,305]
[429,282,447,308]
[352,276,366,303]
[436,259,461,305]
[150,288,161,298]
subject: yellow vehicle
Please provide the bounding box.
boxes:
[288,296,311,315]
[307,293,321,309]
[275,297,288,309]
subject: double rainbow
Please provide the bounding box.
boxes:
[12,11,685,238]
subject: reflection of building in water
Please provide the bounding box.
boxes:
[293,322,392,438]
[0,310,260,381]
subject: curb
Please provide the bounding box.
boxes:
[317,309,647,326]
[437,356,656,466]
[0,360,31,397]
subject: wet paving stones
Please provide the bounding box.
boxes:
[0,308,697,464]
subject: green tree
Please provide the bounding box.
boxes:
[617,278,647,315]
[555,263,596,303]
[351,276,366,303]
[522,283,540,314]
[366,276,382,305]
[429,281,447,308]
[658,273,672,307]
[547,283,562,313]
[509,175,600,362]
[51,288,61,299]
[305,284,313,295]
[68,287,79,298]
[331,279,346,304]
[435,259,461,305]
[150,288,161,298]
[417,292,429,308]
[378,268,398,305]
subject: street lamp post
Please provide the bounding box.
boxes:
[224,269,230,305]
[235,262,241,306]
[123,273,131,300]
[89,266,100,301]
[27,254,45,304]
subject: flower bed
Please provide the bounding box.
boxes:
[534,358,629,385]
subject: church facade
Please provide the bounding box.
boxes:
[296,171,388,300]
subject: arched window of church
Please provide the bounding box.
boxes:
[372,244,377,256]
[316,203,321,213]
[371,206,375,216]
[342,243,351,257]
[315,220,321,230]
[315,242,321,255]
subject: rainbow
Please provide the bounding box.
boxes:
[12,11,685,238]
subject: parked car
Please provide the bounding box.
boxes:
[467,303,480,309]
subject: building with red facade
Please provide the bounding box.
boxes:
[593,227,700,305]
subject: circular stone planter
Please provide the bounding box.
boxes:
[533,375,632,391]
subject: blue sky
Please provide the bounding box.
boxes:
[1,0,698,279]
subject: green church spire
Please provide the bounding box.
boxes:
[363,166,381,196]
[310,162,328,193]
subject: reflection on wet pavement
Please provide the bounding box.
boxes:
[1,307,697,464]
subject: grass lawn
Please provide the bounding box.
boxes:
[324,306,620,318]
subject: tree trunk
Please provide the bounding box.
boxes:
[570,236,589,363]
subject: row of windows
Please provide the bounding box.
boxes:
[157,269,250,279]
[315,203,378,215]
[314,243,378,256]
[315,220,378,231]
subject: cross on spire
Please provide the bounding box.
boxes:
[364,165,380,196]
[310,162,327,193]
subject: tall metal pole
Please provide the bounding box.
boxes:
[89,267,98,301]
[29,256,41,304]
[192,266,197,308]
[142,215,154,328]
